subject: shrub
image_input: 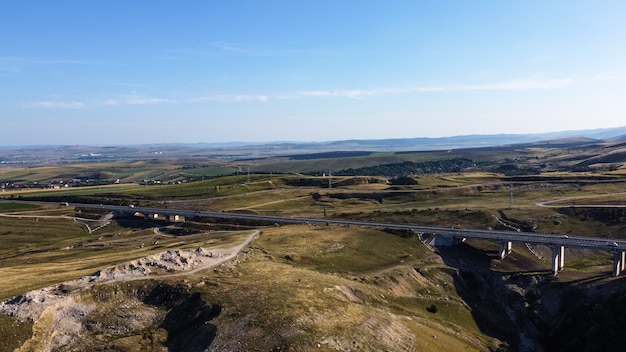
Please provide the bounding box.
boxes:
[426,304,438,313]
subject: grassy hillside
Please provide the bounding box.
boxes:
[2,140,626,351]
[0,209,504,351]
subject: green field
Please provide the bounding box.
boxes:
[3,142,626,351]
[0,202,39,212]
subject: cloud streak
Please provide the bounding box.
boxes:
[191,94,270,103]
[159,42,344,61]
[452,78,573,91]
[104,95,177,106]
[0,56,110,72]
[523,55,554,63]
[23,78,574,109]
[298,78,573,99]
[25,101,86,109]
[298,89,378,100]
[593,73,626,81]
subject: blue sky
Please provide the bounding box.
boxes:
[2,1,626,146]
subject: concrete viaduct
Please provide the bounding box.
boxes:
[22,200,626,278]
[433,230,626,277]
[107,204,626,277]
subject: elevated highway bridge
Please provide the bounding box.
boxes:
[14,200,626,277]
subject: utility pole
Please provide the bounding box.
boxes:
[328,171,332,190]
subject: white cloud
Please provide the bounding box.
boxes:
[26,101,86,109]
[103,99,122,106]
[162,41,344,59]
[298,78,573,99]
[298,89,377,99]
[124,96,176,105]
[25,94,175,109]
[452,78,574,91]
[593,73,626,81]
[523,55,554,63]
[191,94,270,103]
[103,95,177,106]
[0,56,109,72]
[408,86,447,93]
[0,57,22,72]
[22,78,573,110]
[210,41,257,55]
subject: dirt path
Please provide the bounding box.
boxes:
[536,191,626,208]
[112,229,260,282]
[71,229,259,285]
[0,211,112,233]
[0,212,107,222]
[0,230,259,322]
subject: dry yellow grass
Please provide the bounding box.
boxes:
[194,224,500,351]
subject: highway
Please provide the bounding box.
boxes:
[36,200,626,253]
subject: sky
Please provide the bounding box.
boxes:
[2,1,626,146]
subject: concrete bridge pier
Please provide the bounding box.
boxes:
[168,214,183,222]
[499,241,512,260]
[613,251,626,277]
[142,213,168,221]
[551,246,565,275]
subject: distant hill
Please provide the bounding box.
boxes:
[3,126,626,166]
[612,134,626,142]
[312,126,626,151]
[195,125,626,152]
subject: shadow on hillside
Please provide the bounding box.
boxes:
[544,276,626,352]
[113,218,160,229]
[437,242,626,352]
[143,284,221,352]
[436,243,533,351]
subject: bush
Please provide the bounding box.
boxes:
[426,304,438,313]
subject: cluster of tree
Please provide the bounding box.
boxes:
[389,176,418,185]
[492,163,540,176]
[333,158,477,177]
[282,178,329,187]
[289,151,372,160]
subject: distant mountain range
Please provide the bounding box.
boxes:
[2,126,626,165]
[181,125,626,151]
